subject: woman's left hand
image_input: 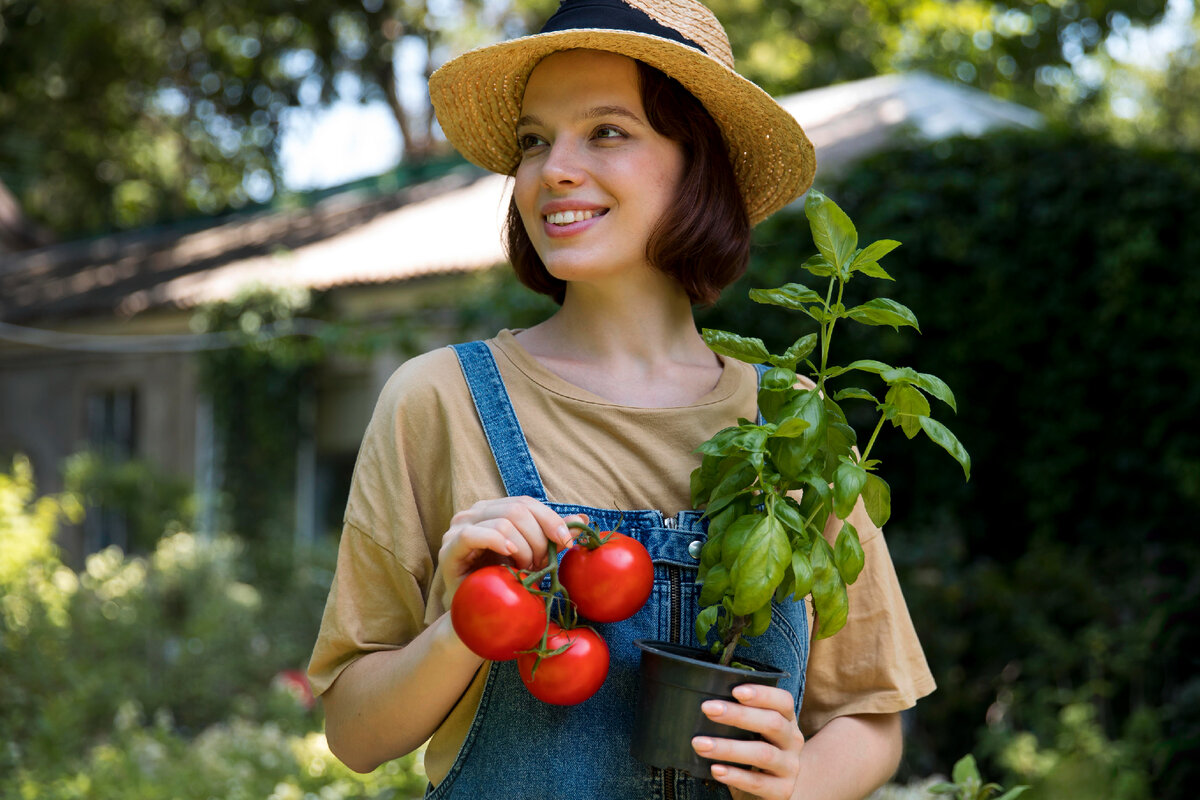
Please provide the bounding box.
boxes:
[691,683,804,800]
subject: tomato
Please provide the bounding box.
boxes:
[559,531,653,622]
[517,624,609,705]
[450,565,546,661]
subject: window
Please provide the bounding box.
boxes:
[81,387,138,552]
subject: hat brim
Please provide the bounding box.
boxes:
[429,29,815,226]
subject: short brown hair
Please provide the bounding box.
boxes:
[503,59,751,306]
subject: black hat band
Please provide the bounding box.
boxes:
[539,0,706,54]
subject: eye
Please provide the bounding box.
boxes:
[518,132,547,152]
[593,125,626,141]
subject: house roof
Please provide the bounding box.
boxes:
[0,72,1041,326]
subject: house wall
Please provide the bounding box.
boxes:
[0,344,199,565]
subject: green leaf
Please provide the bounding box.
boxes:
[918,416,972,480]
[800,476,833,531]
[702,328,770,363]
[705,502,741,542]
[759,366,797,391]
[780,333,818,367]
[952,755,981,785]
[698,563,731,606]
[747,600,773,637]
[694,604,720,645]
[881,366,919,385]
[915,372,958,413]
[710,458,759,503]
[825,359,893,380]
[833,461,868,519]
[845,298,921,332]
[790,549,814,599]
[729,517,790,615]
[810,536,848,639]
[696,425,770,457]
[834,520,864,584]
[720,514,762,572]
[800,253,838,278]
[848,239,900,278]
[774,497,808,537]
[994,787,1031,800]
[748,284,824,311]
[772,417,811,439]
[690,453,724,506]
[832,387,879,404]
[850,259,894,281]
[699,528,724,569]
[862,473,891,528]
[886,383,931,439]
[805,189,858,270]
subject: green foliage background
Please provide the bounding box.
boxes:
[693,129,1199,797]
[2,0,1190,237]
[0,456,426,799]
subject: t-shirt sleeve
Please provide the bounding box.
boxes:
[798,499,936,736]
[307,523,427,696]
[306,350,463,697]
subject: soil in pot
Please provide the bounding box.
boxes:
[631,639,789,777]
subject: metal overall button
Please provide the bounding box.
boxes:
[687,539,704,559]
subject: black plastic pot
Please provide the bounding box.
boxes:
[630,639,789,777]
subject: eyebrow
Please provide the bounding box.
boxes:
[516,105,646,130]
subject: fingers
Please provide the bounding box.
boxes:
[691,684,804,799]
[441,497,588,576]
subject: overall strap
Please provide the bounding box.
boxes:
[450,341,549,501]
[754,361,769,425]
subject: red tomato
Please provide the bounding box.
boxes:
[450,565,546,661]
[517,624,609,705]
[559,532,653,622]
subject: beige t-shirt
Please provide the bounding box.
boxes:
[308,330,935,786]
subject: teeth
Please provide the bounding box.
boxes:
[545,209,603,225]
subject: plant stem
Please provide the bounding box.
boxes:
[859,413,888,464]
[719,615,748,667]
[819,276,837,383]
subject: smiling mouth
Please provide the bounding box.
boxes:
[545,209,608,226]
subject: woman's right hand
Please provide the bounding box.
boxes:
[438,496,586,597]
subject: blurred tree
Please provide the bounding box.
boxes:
[0,0,1183,239]
[709,0,1173,103]
[0,0,532,236]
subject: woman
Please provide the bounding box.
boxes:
[308,2,935,798]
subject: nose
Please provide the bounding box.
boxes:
[540,139,585,188]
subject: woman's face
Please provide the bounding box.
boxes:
[513,50,686,291]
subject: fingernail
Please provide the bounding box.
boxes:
[557,525,571,546]
[711,764,728,778]
[505,541,519,555]
[733,685,754,701]
[701,701,726,716]
[692,736,713,752]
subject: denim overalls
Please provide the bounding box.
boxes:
[426,341,810,800]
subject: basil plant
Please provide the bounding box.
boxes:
[692,190,972,667]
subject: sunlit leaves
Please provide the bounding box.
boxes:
[692,189,968,660]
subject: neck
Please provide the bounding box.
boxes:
[520,272,712,369]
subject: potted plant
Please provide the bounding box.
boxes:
[632,189,972,774]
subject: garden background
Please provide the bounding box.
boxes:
[2,1,1198,798]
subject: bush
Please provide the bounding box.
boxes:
[62,450,194,554]
[6,708,426,800]
[0,456,424,797]
[699,129,1199,796]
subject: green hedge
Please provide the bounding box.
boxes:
[698,129,1199,797]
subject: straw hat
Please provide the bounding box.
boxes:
[428,0,815,226]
